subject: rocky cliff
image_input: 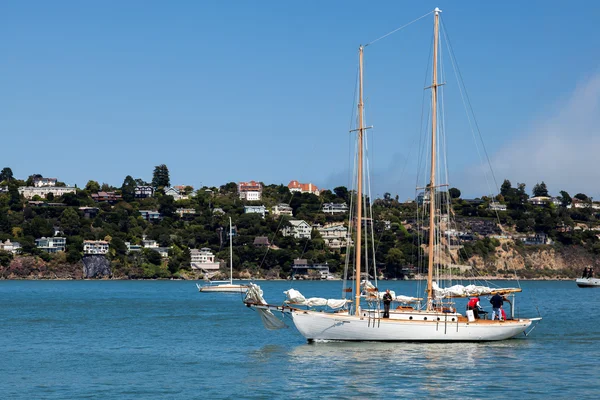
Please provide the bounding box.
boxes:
[82,255,112,278]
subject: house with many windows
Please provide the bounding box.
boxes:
[290,258,331,280]
[282,220,312,239]
[83,240,110,255]
[287,180,320,196]
[139,210,162,221]
[19,186,76,200]
[0,239,21,254]
[244,205,267,218]
[33,177,57,187]
[271,203,293,217]
[91,191,122,203]
[238,181,262,201]
[135,186,154,199]
[322,202,349,214]
[35,237,66,253]
[314,223,352,249]
[190,248,221,271]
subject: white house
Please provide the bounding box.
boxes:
[176,208,196,218]
[488,203,507,211]
[139,210,161,221]
[33,177,57,187]
[238,181,262,201]
[35,237,66,253]
[83,240,109,255]
[125,242,142,252]
[271,203,293,217]
[135,186,154,198]
[322,202,349,214]
[315,223,352,249]
[190,248,221,271]
[287,180,320,196]
[19,186,76,200]
[282,220,312,239]
[244,205,267,218]
[0,239,21,254]
[164,187,188,201]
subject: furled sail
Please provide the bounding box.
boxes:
[284,289,348,309]
[245,283,287,330]
[432,282,522,299]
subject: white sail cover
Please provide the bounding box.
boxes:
[245,283,287,330]
[373,290,420,303]
[283,289,348,309]
[432,282,520,299]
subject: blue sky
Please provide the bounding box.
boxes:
[2,1,599,199]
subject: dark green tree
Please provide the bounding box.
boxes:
[0,167,13,182]
[60,207,80,235]
[574,193,589,201]
[532,181,549,197]
[152,164,170,188]
[85,180,100,192]
[500,179,512,197]
[333,186,349,202]
[559,190,572,208]
[121,175,137,202]
[449,187,461,199]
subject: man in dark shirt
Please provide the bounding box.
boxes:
[382,289,393,318]
[490,293,504,321]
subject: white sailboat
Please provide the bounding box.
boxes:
[245,8,540,341]
[197,217,249,293]
[576,267,600,287]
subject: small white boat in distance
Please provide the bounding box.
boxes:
[576,278,600,288]
[197,217,249,294]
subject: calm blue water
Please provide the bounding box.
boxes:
[1,280,598,399]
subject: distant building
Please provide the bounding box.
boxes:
[164,187,188,201]
[79,207,100,218]
[35,237,66,253]
[0,239,21,254]
[125,242,142,252]
[290,258,331,280]
[287,180,319,196]
[135,186,154,199]
[238,181,262,201]
[488,203,507,211]
[212,208,225,215]
[244,205,267,218]
[253,236,271,248]
[322,203,349,214]
[91,191,122,203]
[139,210,162,221]
[83,240,109,255]
[33,177,57,187]
[315,223,352,249]
[521,233,553,246]
[271,203,293,217]
[190,248,220,271]
[19,186,76,200]
[176,208,196,218]
[282,220,312,239]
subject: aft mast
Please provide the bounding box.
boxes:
[354,45,365,316]
[426,8,441,311]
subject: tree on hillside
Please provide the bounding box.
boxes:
[0,167,13,182]
[85,180,100,192]
[532,181,549,197]
[500,179,512,197]
[61,207,80,235]
[121,175,137,202]
[559,190,572,208]
[449,187,461,199]
[333,186,349,203]
[152,164,170,188]
[574,193,589,201]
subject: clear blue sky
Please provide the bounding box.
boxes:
[2,1,599,198]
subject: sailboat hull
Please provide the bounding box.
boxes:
[197,284,248,293]
[291,310,533,342]
[576,278,600,288]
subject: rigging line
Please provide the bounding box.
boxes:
[365,10,434,47]
[440,17,501,195]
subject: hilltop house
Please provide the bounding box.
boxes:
[287,180,320,196]
[190,248,220,271]
[91,191,122,203]
[83,240,109,255]
[238,181,262,201]
[322,202,349,214]
[244,205,267,218]
[139,210,162,221]
[0,239,21,254]
[135,186,154,199]
[35,237,66,253]
[33,177,57,187]
[19,186,76,200]
[315,223,352,249]
[271,203,293,217]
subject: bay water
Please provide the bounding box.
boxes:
[1,280,598,399]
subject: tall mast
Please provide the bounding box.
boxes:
[354,45,365,316]
[229,217,233,285]
[426,8,441,311]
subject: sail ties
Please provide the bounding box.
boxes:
[432,282,522,299]
[284,289,348,310]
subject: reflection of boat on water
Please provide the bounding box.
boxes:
[197,218,248,293]
[244,8,540,341]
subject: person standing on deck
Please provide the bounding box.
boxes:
[582,267,589,278]
[382,289,393,318]
[490,293,504,321]
[467,296,482,319]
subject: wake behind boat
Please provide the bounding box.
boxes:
[244,8,541,342]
